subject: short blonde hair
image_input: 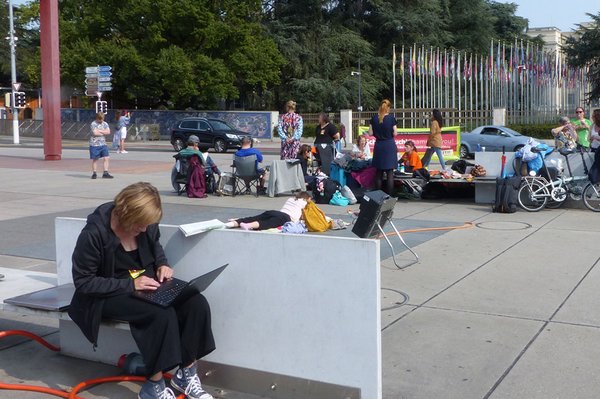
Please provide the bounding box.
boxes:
[96,112,105,121]
[113,182,162,231]
[286,100,297,112]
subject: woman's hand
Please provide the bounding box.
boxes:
[156,265,174,283]
[134,275,161,291]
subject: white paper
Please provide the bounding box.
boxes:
[179,219,225,237]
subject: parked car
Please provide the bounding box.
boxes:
[460,125,529,158]
[170,117,252,152]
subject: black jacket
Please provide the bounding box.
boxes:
[68,202,169,345]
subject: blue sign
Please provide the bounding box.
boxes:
[98,66,112,72]
[98,71,112,77]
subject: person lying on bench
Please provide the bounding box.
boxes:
[225,191,310,230]
[69,182,215,399]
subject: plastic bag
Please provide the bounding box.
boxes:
[329,190,350,206]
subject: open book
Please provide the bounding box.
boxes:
[179,219,225,237]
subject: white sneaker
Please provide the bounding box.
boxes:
[121,150,128,154]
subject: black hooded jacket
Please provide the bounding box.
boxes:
[68,202,169,346]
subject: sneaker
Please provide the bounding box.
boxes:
[102,172,114,179]
[171,365,213,399]
[138,379,176,399]
[91,172,97,179]
[121,150,128,154]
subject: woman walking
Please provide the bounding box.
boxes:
[368,99,398,195]
[277,100,303,160]
[421,109,446,171]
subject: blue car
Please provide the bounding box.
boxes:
[460,125,529,158]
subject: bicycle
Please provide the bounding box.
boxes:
[517,146,598,211]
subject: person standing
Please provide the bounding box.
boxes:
[368,99,398,195]
[117,110,131,153]
[571,106,592,150]
[89,112,113,179]
[69,182,216,399]
[589,109,600,153]
[313,113,339,176]
[277,100,303,160]
[421,109,446,171]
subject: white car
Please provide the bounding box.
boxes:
[460,125,530,158]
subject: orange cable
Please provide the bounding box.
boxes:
[375,221,474,239]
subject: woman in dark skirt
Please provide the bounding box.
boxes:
[368,99,398,194]
[69,182,215,399]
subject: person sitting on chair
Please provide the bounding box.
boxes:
[234,136,266,193]
[171,135,203,193]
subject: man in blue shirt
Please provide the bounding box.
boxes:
[234,137,266,193]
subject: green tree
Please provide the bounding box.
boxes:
[564,12,600,101]
[43,0,284,109]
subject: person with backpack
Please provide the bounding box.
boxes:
[224,192,311,230]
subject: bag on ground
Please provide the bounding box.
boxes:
[329,190,350,206]
[492,176,520,213]
[314,178,339,204]
[302,201,332,232]
[217,172,235,196]
[340,185,358,204]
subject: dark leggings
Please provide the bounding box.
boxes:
[102,286,215,376]
[376,169,394,195]
[236,210,291,230]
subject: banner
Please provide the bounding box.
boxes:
[358,126,461,161]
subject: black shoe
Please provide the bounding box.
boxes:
[91,172,97,179]
[102,172,114,179]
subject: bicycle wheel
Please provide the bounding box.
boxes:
[518,179,548,211]
[546,199,565,209]
[582,183,600,212]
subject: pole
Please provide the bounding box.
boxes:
[358,58,362,113]
[8,0,19,144]
[392,44,396,116]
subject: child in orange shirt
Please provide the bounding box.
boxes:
[399,140,423,173]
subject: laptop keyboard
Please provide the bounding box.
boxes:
[141,279,187,305]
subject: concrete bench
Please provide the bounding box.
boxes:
[3,217,382,398]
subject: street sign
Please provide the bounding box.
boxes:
[12,82,21,91]
[98,76,112,82]
[98,71,112,77]
[85,77,98,85]
[98,66,112,72]
[85,66,99,74]
[85,73,99,78]
[85,85,99,92]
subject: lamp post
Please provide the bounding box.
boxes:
[7,0,19,144]
[351,59,362,112]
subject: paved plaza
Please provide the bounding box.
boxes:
[0,136,599,398]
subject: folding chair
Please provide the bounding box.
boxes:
[232,155,262,197]
[173,153,202,196]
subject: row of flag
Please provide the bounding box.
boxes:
[393,40,585,89]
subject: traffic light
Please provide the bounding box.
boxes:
[13,92,26,108]
[95,101,108,114]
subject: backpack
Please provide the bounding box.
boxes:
[314,178,339,204]
[492,177,520,213]
[302,200,333,232]
[186,156,207,198]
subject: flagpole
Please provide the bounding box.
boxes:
[393,43,397,116]
[401,45,405,127]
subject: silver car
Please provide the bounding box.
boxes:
[460,125,529,158]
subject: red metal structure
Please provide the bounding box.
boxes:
[40,0,62,160]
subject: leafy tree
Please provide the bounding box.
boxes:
[564,12,600,101]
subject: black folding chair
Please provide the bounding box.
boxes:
[173,153,202,196]
[232,155,262,197]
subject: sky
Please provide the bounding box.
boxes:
[495,0,599,32]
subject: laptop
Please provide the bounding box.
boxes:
[132,264,227,307]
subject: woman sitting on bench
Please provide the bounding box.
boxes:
[69,182,215,399]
